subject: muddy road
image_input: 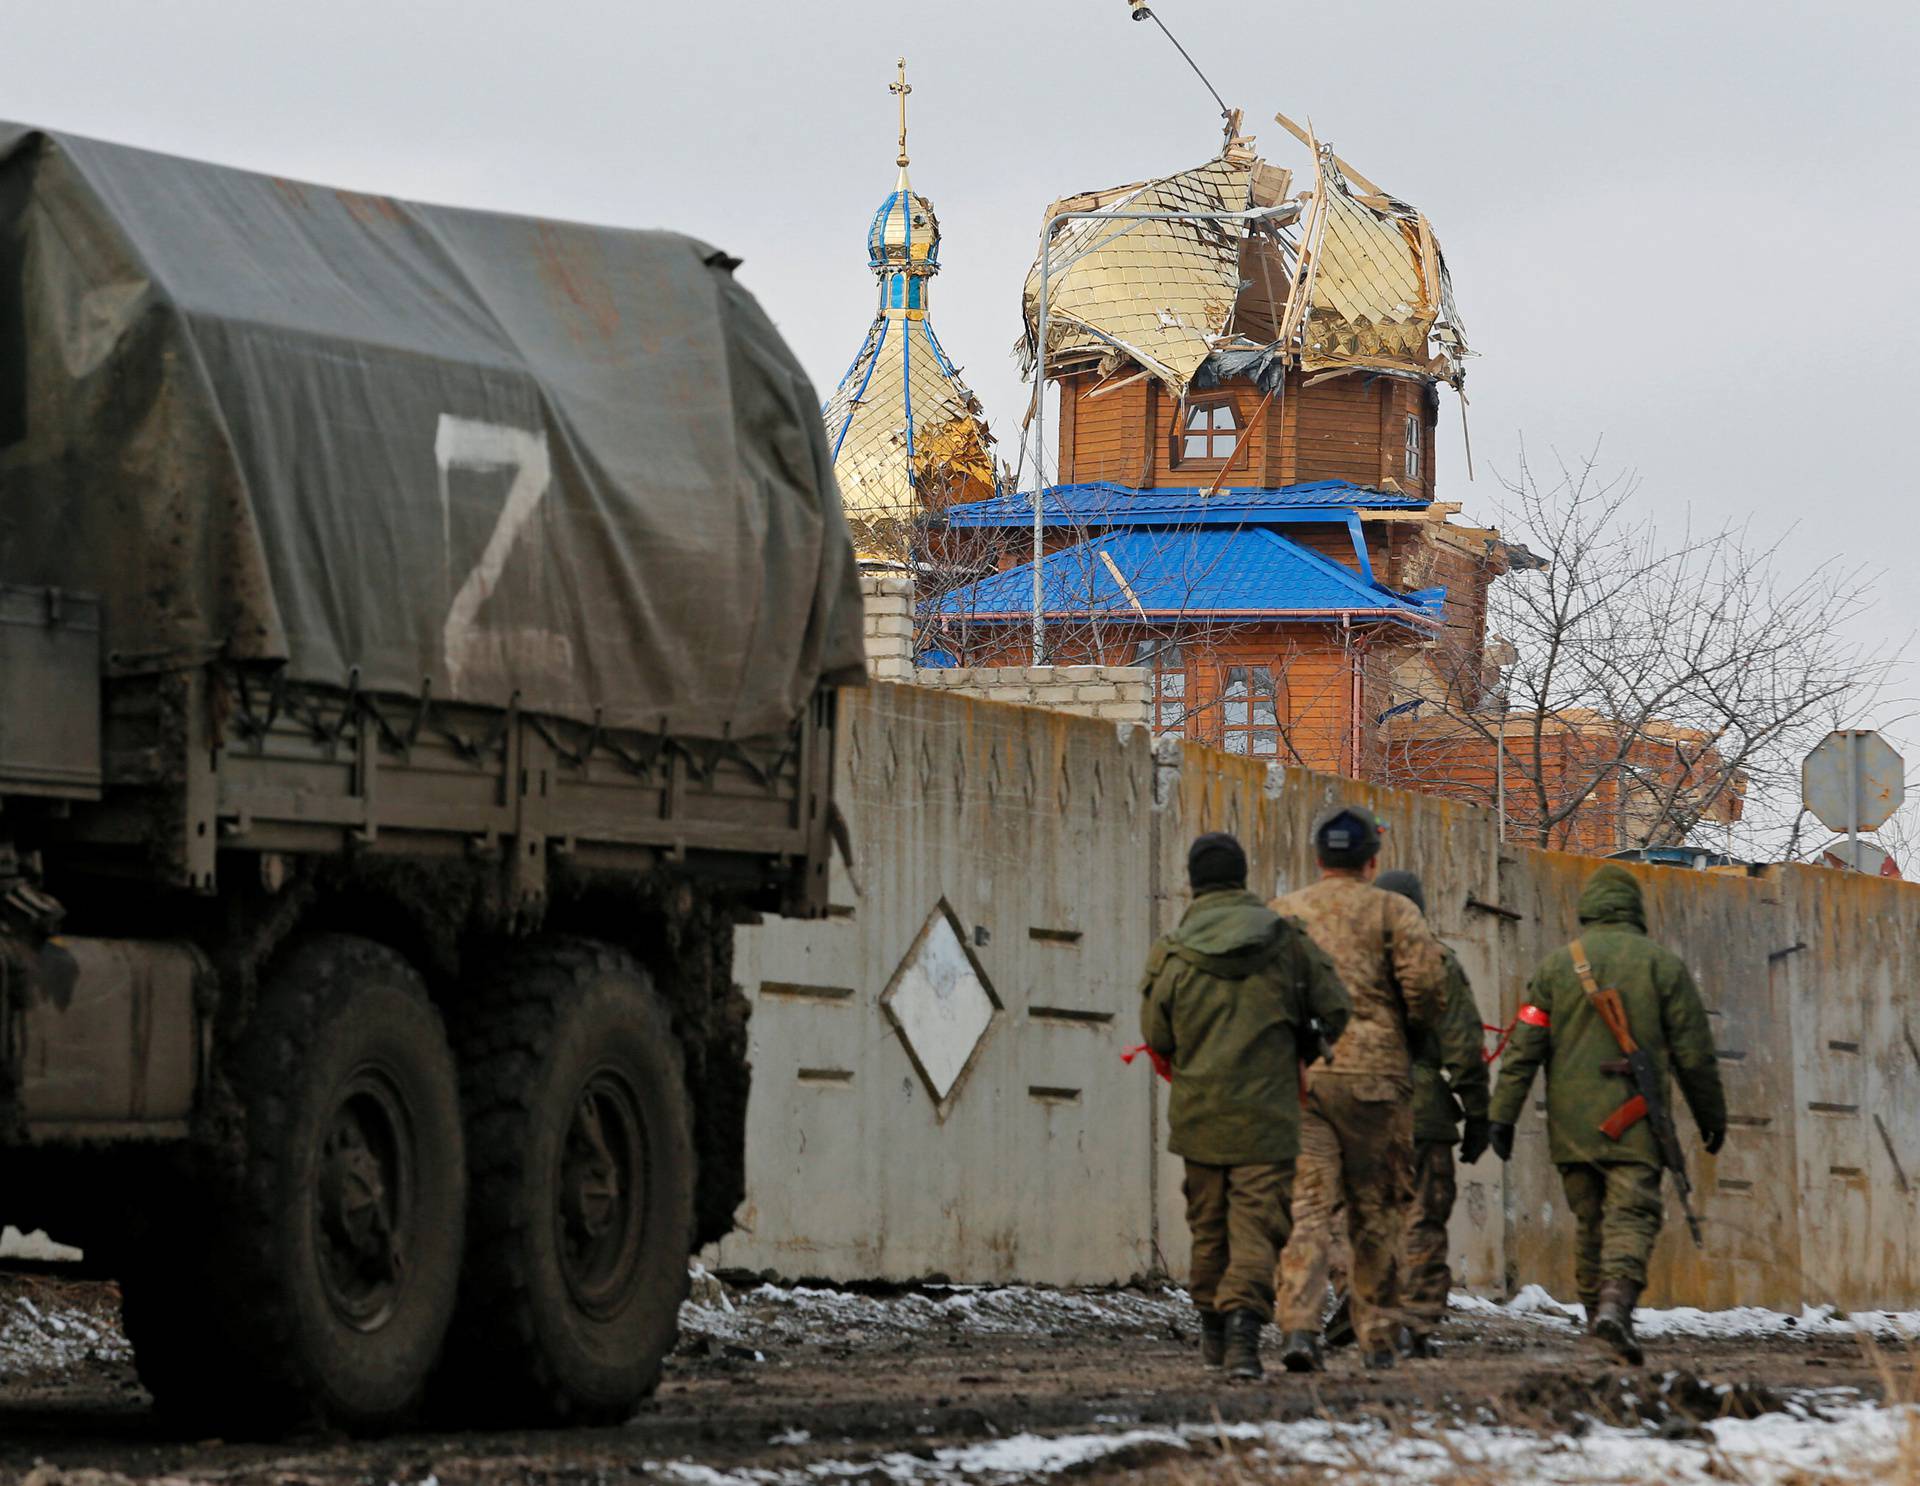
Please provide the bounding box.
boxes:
[2,1271,1913,1485]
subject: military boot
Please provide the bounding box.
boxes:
[1280,1330,1324,1373]
[1199,1310,1227,1370]
[1223,1310,1265,1380]
[1360,1335,1398,1371]
[1591,1280,1644,1366]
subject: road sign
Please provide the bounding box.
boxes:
[1802,730,1905,835]
[1818,838,1903,878]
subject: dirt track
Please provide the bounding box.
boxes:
[1,1271,1912,1485]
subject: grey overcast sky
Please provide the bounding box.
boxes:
[5,0,1919,778]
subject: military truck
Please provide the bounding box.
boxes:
[0,125,863,1433]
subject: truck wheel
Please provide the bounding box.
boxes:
[440,939,695,1425]
[124,935,465,1435]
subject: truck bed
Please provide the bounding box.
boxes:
[46,667,835,917]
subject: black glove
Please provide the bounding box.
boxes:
[1458,1116,1491,1165]
[1488,1121,1515,1162]
[1702,1126,1726,1155]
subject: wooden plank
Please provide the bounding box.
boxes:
[1135,379,1156,487]
[1059,370,1079,482]
[1378,377,1394,489]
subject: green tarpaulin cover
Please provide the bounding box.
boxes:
[0,124,864,738]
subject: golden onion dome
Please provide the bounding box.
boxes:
[868,167,941,272]
[822,60,999,567]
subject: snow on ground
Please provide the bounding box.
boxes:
[680,1267,1195,1349]
[0,1227,83,1263]
[645,1398,1920,1485]
[686,1268,1920,1352]
[0,1286,130,1377]
[1448,1282,1920,1342]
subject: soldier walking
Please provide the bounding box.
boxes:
[1139,832,1350,1380]
[1375,869,1490,1357]
[1487,863,1727,1364]
[1271,806,1447,1371]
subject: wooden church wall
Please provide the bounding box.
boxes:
[1058,368,1438,500]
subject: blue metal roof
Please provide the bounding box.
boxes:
[942,480,1426,530]
[930,527,1444,626]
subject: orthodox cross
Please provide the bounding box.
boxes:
[890,58,911,169]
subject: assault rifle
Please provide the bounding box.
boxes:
[1570,939,1705,1248]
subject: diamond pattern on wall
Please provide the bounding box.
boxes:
[880,900,1001,1109]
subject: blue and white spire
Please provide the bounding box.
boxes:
[822,58,998,565]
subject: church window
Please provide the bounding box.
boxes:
[1178,398,1240,465]
[1134,639,1187,737]
[1221,665,1279,756]
[1404,414,1422,482]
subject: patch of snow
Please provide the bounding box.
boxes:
[934,1428,1184,1476]
[644,1402,1920,1484]
[1502,1283,1584,1324]
[688,1261,735,1313]
[679,1277,1194,1349]
[0,1287,131,1377]
[0,1226,82,1262]
[1636,1302,1920,1341]
[1448,1286,1920,1342]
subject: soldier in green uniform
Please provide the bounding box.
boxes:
[1375,870,1490,1356]
[1140,832,1351,1380]
[1488,863,1727,1364]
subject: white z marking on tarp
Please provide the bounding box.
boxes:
[435,415,553,694]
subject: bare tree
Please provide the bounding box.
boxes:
[1380,445,1907,857]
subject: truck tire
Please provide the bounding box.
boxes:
[123,935,465,1435]
[439,939,695,1425]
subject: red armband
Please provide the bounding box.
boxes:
[1122,1044,1173,1083]
[1516,1003,1550,1029]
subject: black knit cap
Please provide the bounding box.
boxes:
[1313,805,1384,868]
[1375,868,1426,913]
[1188,832,1248,893]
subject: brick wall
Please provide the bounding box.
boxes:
[912,663,1151,724]
[858,573,1150,726]
[859,574,915,683]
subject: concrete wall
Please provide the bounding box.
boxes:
[716,683,1920,1310]
[858,573,1151,725]
[718,683,1159,1284]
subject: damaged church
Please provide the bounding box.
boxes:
[824,80,1738,852]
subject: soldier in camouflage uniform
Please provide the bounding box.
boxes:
[1140,832,1351,1380]
[1376,870,1490,1356]
[1488,863,1727,1364]
[1271,806,1447,1371]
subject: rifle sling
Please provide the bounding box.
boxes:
[1571,937,1650,1141]
[1570,948,1705,1250]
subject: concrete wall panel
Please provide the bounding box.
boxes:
[714,685,1158,1284]
[1786,869,1920,1308]
[718,685,1920,1312]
